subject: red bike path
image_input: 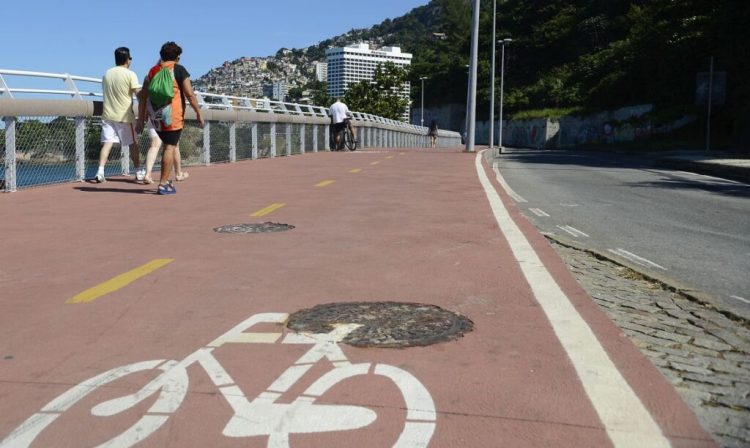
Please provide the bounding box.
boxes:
[0,148,714,447]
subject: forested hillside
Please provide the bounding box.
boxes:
[310,0,747,139]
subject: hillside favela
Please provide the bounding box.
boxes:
[1,1,748,447]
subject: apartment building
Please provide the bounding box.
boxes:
[325,43,412,120]
[315,62,328,82]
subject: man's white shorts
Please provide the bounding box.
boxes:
[101,120,136,146]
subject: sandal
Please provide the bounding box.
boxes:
[143,175,154,185]
[175,172,189,181]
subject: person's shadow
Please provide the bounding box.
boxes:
[76,178,156,194]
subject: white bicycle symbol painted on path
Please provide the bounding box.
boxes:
[2,313,436,447]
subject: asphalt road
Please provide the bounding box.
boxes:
[494,148,750,320]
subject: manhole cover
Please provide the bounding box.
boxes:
[214,222,295,234]
[287,302,473,348]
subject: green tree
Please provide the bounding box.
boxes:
[301,80,332,107]
[344,62,410,121]
[17,120,51,153]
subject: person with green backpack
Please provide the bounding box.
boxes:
[136,41,204,195]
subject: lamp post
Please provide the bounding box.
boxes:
[465,0,480,152]
[420,76,428,127]
[498,38,512,153]
[489,0,497,151]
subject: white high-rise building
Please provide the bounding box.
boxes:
[315,62,328,82]
[326,43,412,121]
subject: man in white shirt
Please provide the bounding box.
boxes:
[329,98,355,150]
[95,47,144,183]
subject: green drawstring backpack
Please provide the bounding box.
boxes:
[148,66,174,107]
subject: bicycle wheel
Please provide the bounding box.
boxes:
[1,359,188,448]
[345,129,357,151]
[293,362,435,446]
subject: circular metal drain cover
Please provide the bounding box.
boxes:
[214,222,295,234]
[287,302,473,348]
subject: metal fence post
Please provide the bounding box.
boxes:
[300,124,306,154]
[313,125,318,152]
[270,123,276,157]
[75,117,85,181]
[3,117,17,192]
[251,122,258,159]
[285,123,291,156]
[120,144,130,175]
[229,122,236,162]
[202,121,211,165]
[324,124,330,151]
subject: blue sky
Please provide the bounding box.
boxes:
[1,0,429,82]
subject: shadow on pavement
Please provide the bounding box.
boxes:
[75,186,154,194]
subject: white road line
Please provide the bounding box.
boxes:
[492,162,527,203]
[730,295,750,304]
[476,151,669,448]
[557,225,590,238]
[560,203,580,207]
[529,208,550,217]
[608,248,667,271]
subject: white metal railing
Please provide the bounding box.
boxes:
[0,69,462,192]
[0,69,429,131]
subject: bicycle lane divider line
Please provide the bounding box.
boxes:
[66,259,175,304]
[370,161,380,166]
[314,180,336,188]
[476,151,670,447]
[251,203,286,217]
[349,168,362,173]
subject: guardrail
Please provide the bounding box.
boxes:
[0,69,461,192]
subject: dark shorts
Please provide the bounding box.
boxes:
[333,122,347,133]
[156,129,183,146]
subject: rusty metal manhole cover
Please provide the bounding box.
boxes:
[286,302,474,348]
[214,222,295,234]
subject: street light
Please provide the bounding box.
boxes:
[498,38,512,153]
[465,0,480,152]
[420,76,428,127]
[489,0,497,150]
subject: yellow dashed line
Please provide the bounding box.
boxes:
[66,259,175,304]
[399,153,405,155]
[386,156,394,159]
[251,202,286,217]
[370,161,380,166]
[315,180,336,187]
[349,168,362,173]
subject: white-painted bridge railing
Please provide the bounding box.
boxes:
[0,69,461,192]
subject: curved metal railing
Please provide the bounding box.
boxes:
[0,69,462,192]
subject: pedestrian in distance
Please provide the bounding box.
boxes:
[428,119,439,148]
[94,47,144,183]
[136,42,204,195]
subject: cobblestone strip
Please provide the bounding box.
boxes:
[548,239,750,448]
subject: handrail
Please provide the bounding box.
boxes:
[0,69,463,193]
[0,68,420,129]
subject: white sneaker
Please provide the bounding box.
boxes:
[95,173,106,183]
[135,169,145,181]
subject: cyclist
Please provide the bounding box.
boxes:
[329,98,353,150]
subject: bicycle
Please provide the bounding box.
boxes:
[1,312,436,447]
[333,119,357,151]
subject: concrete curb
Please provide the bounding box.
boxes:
[543,232,750,325]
